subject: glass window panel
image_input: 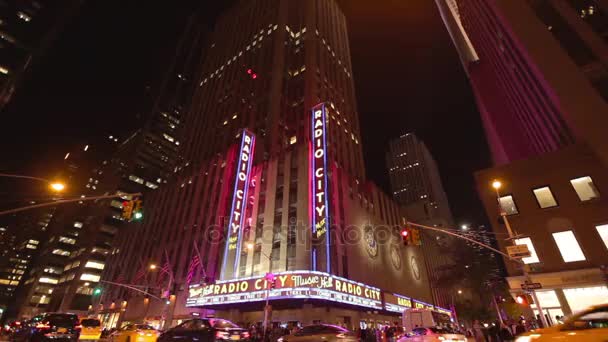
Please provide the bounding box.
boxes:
[530,290,561,308]
[570,176,600,201]
[532,187,558,208]
[552,231,586,262]
[514,238,540,264]
[563,286,608,313]
[498,195,519,215]
[596,224,608,250]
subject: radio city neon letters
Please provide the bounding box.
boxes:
[221,130,256,279]
[310,103,330,272]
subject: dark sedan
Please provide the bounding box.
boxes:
[158,318,250,342]
[11,313,80,342]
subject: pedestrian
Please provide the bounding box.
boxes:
[515,320,526,335]
[498,322,513,342]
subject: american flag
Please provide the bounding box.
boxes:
[186,254,201,285]
[156,258,172,287]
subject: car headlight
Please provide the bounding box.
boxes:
[277,338,284,342]
[515,334,541,342]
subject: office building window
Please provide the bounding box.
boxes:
[514,238,540,264]
[498,195,519,215]
[596,224,608,250]
[532,186,558,208]
[570,176,600,201]
[552,231,586,262]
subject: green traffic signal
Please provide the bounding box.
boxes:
[93,288,102,295]
[133,212,143,220]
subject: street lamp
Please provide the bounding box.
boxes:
[246,243,273,337]
[490,180,548,327]
[460,224,469,230]
[149,264,157,270]
[49,182,66,192]
[457,289,463,295]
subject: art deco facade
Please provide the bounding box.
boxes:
[101,0,441,330]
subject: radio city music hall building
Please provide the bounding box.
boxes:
[99,0,446,329]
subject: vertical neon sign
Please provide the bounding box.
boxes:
[221,129,256,279]
[310,103,330,273]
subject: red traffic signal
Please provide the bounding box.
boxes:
[401,230,409,237]
[516,295,529,305]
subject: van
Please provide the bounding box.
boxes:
[402,309,452,332]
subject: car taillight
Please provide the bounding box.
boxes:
[242,331,250,338]
[75,324,82,330]
[216,331,230,339]
[35,323,51,329]
[336,333,346,338]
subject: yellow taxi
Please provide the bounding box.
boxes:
[110,324,159,342]
[79,318,102,341]
[515,304,608,342]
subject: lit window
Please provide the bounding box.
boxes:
[17,11,31,22]
[570,176,600,201]
[74,222,83,228]
[498,195,519,215]
[39,277,59,284]
[289,136,297,145]
[80,273,100,282]
[145,181,159,189]
[552,231,586,262]
[52,249,70,256]
[162,133,175,143]
[0,66,8,75]
[532,186,558,208]
[85,261,105,270]
[514,238,540,264]
[59,236,76,245]
[128,175,144,184]
[595,224,608,250]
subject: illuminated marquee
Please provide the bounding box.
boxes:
[384,292,413,313]
[310,103,330,272]
[221,130,256,279]
[187,270,382,310]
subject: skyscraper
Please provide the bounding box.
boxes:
[386,133,453,224]
[0,0,83,111]
[101,0,441,329]
[435,0,608,165]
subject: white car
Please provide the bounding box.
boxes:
[397,327,467,342]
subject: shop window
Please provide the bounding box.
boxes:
[532,186,558,208]
[596,224,608,250]
[570,176,600,201]
[563,286,608,313]
[552,231,586,262]
[514,237,540,264]
[498,195,519,215]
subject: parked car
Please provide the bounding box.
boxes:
[11,313,80,342]
[277,324,357,342]
[397,327,466,342]
[78,318,102,341]
[157,318,250,342]
[515,304,608,342]
[3,321,23,335]
[109,324,159,342]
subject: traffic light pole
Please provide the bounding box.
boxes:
[501,213,548,328]
[0,192,142,216]
[406,221,548,327]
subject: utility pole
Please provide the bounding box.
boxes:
[492,181,548,328]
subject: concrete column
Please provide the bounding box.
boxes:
[554,288,572,316]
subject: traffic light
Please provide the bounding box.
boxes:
[122,200,134,220]
[132,198,143,221]
[410,228,422,246]
[93,287,102,296]
[401,228,410,246]
[515,295,529,306]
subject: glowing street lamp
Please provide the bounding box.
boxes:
[50,182,66,192]
[492,180,502,190]
[460,224,469,230]
[149,264,157,271]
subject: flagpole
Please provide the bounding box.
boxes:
[193,240,207,278]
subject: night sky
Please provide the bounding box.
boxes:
[1,0,491,225]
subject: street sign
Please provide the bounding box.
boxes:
[521,282,542,290]
[507,244,531,259]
